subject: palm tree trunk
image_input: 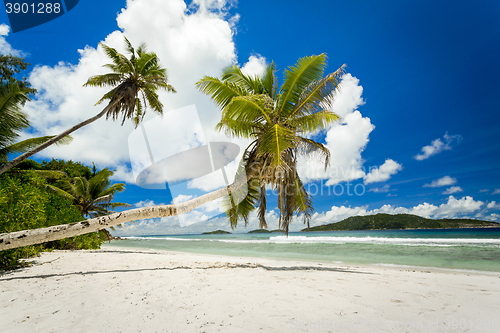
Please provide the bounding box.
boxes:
[0,178,245,251]
[0,101,117,175]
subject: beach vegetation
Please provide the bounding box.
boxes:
[0,170,105,270]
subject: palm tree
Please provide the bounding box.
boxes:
[46,168,131,240]
[0,83,72,164]
[196,54,345,233]
[0,54,346,250]
[46,168,131,219]
[0,37,175,174]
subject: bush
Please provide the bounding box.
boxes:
[0,171,104,270]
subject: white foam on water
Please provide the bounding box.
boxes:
[123,235,500,247]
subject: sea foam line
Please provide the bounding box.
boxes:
[123,235,500,246]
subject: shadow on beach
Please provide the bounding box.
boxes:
[0,262,374,281]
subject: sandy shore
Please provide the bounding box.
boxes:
[1,247,499,333]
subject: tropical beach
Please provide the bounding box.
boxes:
[1,248,499,333]
[1,0,500,332]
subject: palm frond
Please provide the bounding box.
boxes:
[297,137,331,170]
[222,95,273,125]
[277,54,327,116]
[196,76,246,109]
[286,64,346,120]
[0,135,72,161]
[0,84,30,148]
[289,110,340,134]
[261,61,278,99]
[258,124,295,167]
[45,184,75,201]
[221,64,263,94]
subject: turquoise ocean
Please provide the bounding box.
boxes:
[106,228,500,272]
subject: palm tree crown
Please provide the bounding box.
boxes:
[84,37,176,126]
[197,54,345,234]
[0,37,175,174]
[47,168,131,219]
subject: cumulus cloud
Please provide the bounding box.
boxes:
[363,159,402,184]
[297,74,374,185]
[0,24,23,56]
[487,201,500,209]
[135,199,162,208]
[423,176,457,188]
[442,186,463,195]
[172,194,194,204]
[414,132,462,161]
[110,193,496,235]
[310,195,486,227]
[22,0,241,187]
[241,54,266,77]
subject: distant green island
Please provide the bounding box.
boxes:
[247,229,285,234]
[301,213,500,232]
[201,230,231,234]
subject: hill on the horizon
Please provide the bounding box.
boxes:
[301,213,500,232]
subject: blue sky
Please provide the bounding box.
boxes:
[1,0,499,234]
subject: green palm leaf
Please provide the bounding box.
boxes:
[277,54,327,116]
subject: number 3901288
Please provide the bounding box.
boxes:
[5,3,61,14]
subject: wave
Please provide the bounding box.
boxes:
[123,235,500,247]
[268,236,500,246]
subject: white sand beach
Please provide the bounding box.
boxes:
[1,247,499,333]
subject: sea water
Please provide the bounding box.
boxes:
[104,228,500,272]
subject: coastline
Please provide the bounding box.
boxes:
[1,248,499,332]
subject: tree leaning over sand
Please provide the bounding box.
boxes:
[0,54,346,251]
[0,84,72,163]
[197,55,345,233]
[0,37,176,174]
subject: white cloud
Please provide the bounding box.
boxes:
[368,185,391,193]
[442,186,463,195]
[0,24,23,56]
[487,201,500,209]
[135,199,162,208]
[423,176,457,188]
[297,74,374,185]
[172,194,194,204]
[309,195,485,227]
[492,189,500,195]
[414,132,462,160]
[241,54,266,77]
[110,194,496,235]
[363,159,402,184]
[21,0,241,188]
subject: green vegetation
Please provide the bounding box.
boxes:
[248,229,285,233]
[301,214,500,232]
[0,54,37,96]
[202,230,232,234]
[248,229,271,233]
[45,167,130,219]
[197,54,345,234]
[0,170,106,270]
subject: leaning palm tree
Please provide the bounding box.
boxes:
[0,37,175,174]
[196,54,345,234]
[0,83,72,164]
[0,54,346,250]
